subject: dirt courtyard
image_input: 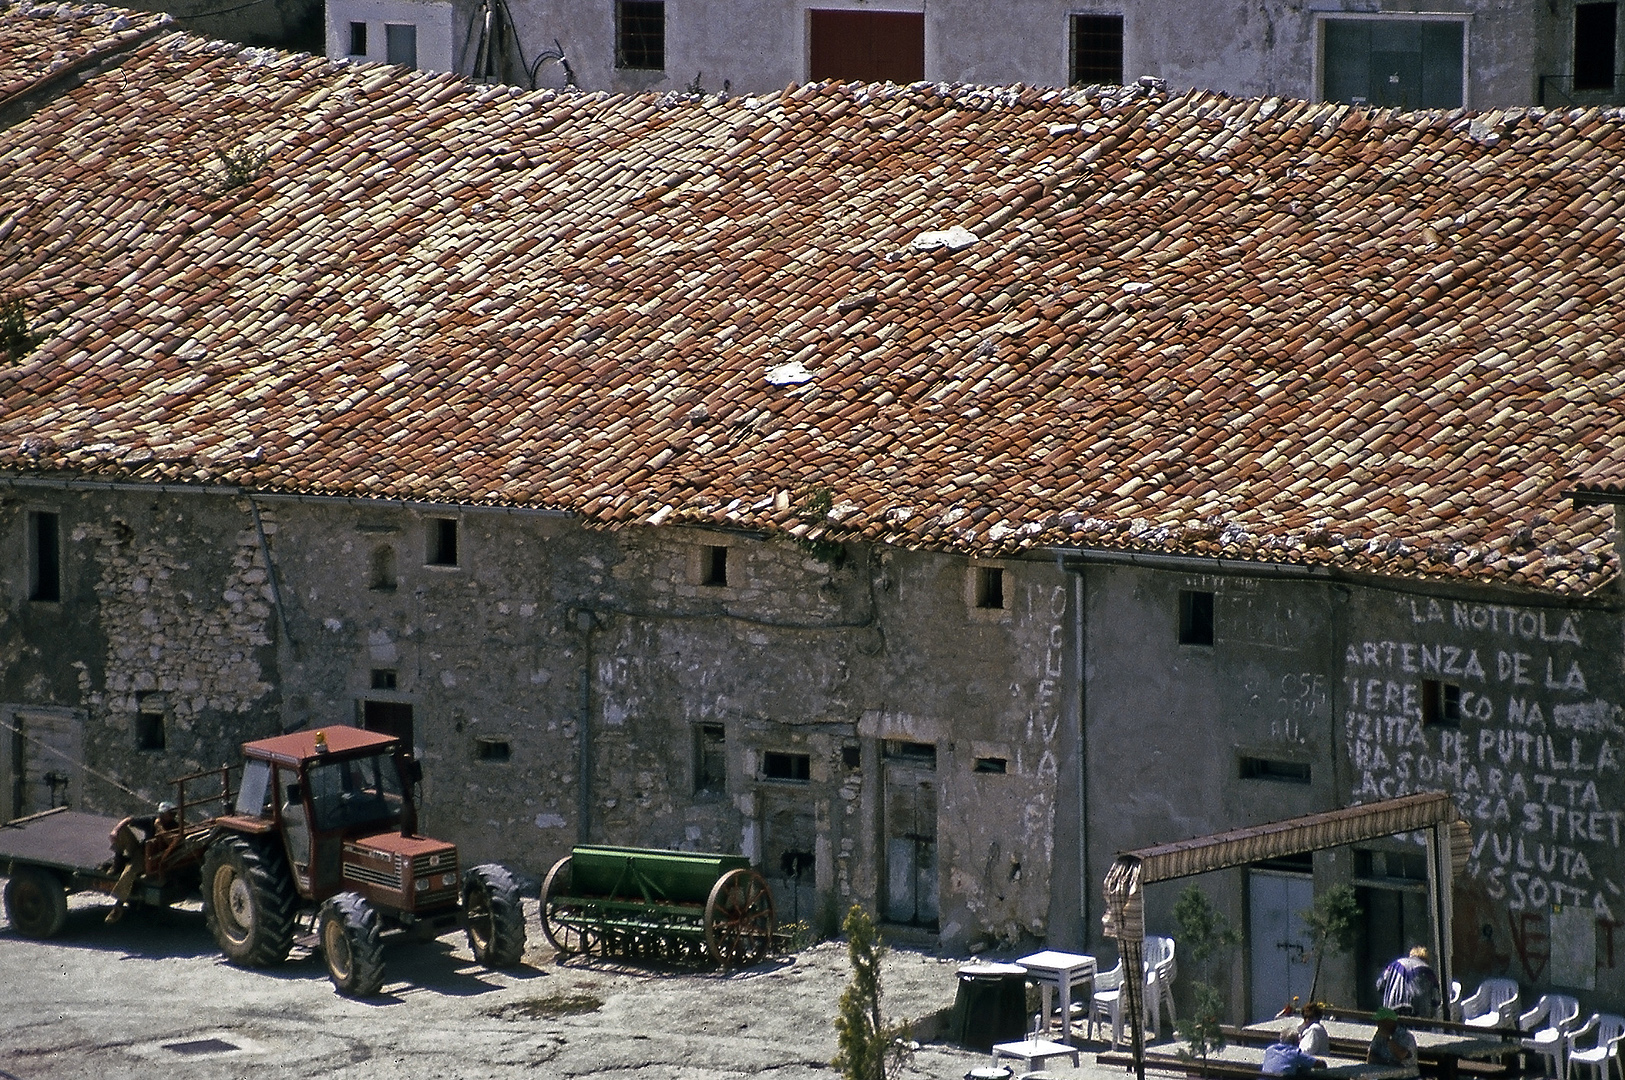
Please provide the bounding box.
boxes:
[0,891,1119,1080]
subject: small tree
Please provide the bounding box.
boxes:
[1173,884,1242,1077]
[833,905,915,1080]
[1300,884,1360,1002]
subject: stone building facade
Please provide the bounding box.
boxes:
[7,481,1623,1013]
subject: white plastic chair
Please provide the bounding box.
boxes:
[1461,977,1521,1029]
[1090,959,1127,1048]
[1568,1013,1625,1080]
[1144,937,1177,1035]
[1522,994,1581,1079]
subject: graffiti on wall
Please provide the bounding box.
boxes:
[1345,598,1623,922]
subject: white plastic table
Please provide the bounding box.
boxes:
[992,1036,1081,1072]
[1015,950,1095,1046]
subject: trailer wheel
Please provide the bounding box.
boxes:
[320,892,385,997]
[201,834,295,966]
[463,863,526,968]
[540,856,599,957]
[4,866,68,939]
[704,868,774,969]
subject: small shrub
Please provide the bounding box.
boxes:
[1,295,39,362]
[1176,982,1228,1076]
[214,143,269,190]
[833,905,915,1080]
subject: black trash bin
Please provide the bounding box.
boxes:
[949,962,1029,1052]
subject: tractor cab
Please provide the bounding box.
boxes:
[228,726,458,916]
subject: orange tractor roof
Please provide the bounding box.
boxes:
[243,725,398,765]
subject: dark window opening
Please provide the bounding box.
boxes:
[370,669,397,690]
[974,566,1005,609]
[808,9,925,83]
[1422,679,1461,727]
[841,745,862,770]
[136,693,166,751]
[974,756,1007,774]
[884,740,937,768]
[695,723,727,794]
[362,700,414,747]
[1070,14,1124,86]
[1576,3,1617,90]
[763,751,811,782]
[427,518,458,566]
[1240,755,1311,784]
[779,849,815,880]
[1253,851,1314,874]
[703,545,728,586]
[1178,589,1214,645]
[347,20,367,55]
[370,544,397,591]
[476,737,510,762]
[385,22,417,66]
[28,510,60,602]
[616,0,664,70]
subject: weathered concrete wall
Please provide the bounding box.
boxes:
[332,0,1610,108]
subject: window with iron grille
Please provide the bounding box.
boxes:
[1070,14,1124,87]
[617,0,665,70]
[1576,3,1618,91]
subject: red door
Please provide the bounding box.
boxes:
[809,10,924,83]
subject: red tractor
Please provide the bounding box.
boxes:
[0,725,525,997]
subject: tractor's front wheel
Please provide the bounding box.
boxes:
[320,891,385,997]
[4,865,68,939]
[201,834,295,966]
[463,863,526,968]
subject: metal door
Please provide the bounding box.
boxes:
[883,763,937,928]
[1,706,85,821]
[1249,871,1315,1022]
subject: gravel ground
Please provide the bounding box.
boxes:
[0,892,1144,1080]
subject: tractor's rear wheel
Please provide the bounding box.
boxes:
[463,863,526,968]
[4,866,68,939]
[201,834,295,966]
[320,892,385,997]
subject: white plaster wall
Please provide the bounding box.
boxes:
[326,0,457,72]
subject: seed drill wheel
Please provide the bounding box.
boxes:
[320,891,385,997]
[463,863,526,967]
[200,833,295,966]
[704,868,774,968]
[4,865,68,939]
[540,856,600,957]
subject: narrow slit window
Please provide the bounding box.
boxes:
[974,756,1008,774]
[475,737,510,762]
[1422,679,1462,727]
[703,545,728,586]
[371,669,398,690]
[695,723,727,794]
[763,751,810,782]
[1576,3,1618,91]
[136,693,166,751]
[427,518,458,566]
[1178,589,1214,645]
[974,566,1005,609]
[1239,756,1311,784]
[28,510,60,602]
[348,20,367,56]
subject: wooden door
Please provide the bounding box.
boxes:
[883,750,938,928]
[809,10,924,84]
[2,706,85,821]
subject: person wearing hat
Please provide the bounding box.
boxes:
[1367,1008,1419,1077]
[106,800,181,923]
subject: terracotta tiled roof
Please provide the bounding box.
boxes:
[1,8,1623,595]
[0,1,169,104]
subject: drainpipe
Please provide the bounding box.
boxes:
[1073,565,1089,939]
[576,609,596,844]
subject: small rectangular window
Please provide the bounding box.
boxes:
[884,740,937,769]
[28,510,60,602]
[703,545,728,586]
[371,669,397,690]
[348,20,367,56]
[427,518,458,566]
[475,737,510,761]
[1239,756,1311,784]
[974,756,1007,774]
[695,723,727,794]
[974,566,1005,609]
[1070,13,1124,86]
[763,751,810,782]
[841,745,862,770]
[616,0,665,70]
[385,22,417,67]
[1576,3,1618,90]
[1422,679,1462,727]
[136,693,166,751]
[1178,590,1214,646]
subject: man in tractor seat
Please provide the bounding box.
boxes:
[105,800,181,923]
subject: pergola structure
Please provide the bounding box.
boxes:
[1102,792,1470,1080]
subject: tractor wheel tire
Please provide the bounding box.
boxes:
[320,892,385,997]
[463,863,526,968]
[201,833,296,966]
[4,866,68,939]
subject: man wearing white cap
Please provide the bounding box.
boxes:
[106,800,181,923]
